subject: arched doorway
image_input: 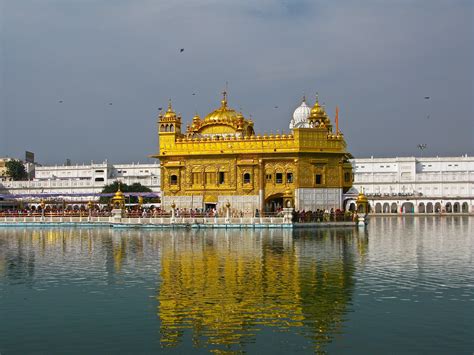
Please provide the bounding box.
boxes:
[453,202,460,213]
[462,202,469,213]
[401,202,414,213]
[434,202,441,213]
[426,202,433,213]
[383,203,390,213]
[375,203,382,213]
[390,202,398,213]
[418,202,425,213]
[265,194,284,213]
[445,202,452,213]
[347,202,356,212]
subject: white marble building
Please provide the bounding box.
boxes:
[0,161,161,201]
[1,156,473,214]
[346,155,474,214]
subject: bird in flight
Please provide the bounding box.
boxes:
[58,100,63,103]
[109,103,113,105]
[274,106,279,109]
[424,96,430,99]
[192,93,196,96]
[158,107,163,111]
[180,48,184,53]
[426,114,430,119]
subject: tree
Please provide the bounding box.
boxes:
[99,181,154,204]
[5,160,27,181]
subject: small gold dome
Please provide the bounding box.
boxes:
[311,102,325,116]
[114,189,124,199]
[163,99,177,119]
[356,191,368,203]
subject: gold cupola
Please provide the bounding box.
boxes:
[158,99,182,136]
[163,100,177,120]
[308,94,333,132]
[187,91,255,137]
[203,91,243,123]
[111,183,126,209]
[310,94,325,117]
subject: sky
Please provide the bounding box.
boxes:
[1,0,473,165]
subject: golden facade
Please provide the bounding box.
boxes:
[153,92,353,213]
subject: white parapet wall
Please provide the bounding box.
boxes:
[295,188,343,211]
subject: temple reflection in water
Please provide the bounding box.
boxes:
[0,227,366,353]
[157,228,363,352]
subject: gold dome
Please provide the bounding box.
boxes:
[310,95,325,117]
[113,184,125,200]
[356,191,368,204]
[203,91,244,123]
[163,99,177,119]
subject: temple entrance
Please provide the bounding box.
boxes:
[205,203,216,212]
[265,194,284,213]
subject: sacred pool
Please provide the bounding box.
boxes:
[0,217,472,354]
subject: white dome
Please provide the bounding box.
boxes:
[290,99,311,129]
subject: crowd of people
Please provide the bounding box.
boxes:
[290,208,356,222]
[0,205,357,222]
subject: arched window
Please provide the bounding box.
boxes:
[170,174,178,185]
[243,173,251,184]
[170,124,174,132]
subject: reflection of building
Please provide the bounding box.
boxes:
[158,229,357,352]
[153,92,353,213]
[348,156,474,214]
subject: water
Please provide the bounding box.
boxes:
[0,217,472,354]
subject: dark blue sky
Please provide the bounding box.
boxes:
[1,0,473,164]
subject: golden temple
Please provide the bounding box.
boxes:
[153,91,353,213]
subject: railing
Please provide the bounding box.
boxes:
[0,215,286,225]
[0,210,357,225]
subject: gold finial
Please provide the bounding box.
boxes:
[302,95,306,103]
[167,99,173,111]
[221,90,228,109]
[315,92,319,103]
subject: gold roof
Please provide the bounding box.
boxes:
[356,191,368,203]
[203,92,243,123]
[113,184,125,201]
[310,94,325,117]
[163,100,177,120]
[187,91,254,136]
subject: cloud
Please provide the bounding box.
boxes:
[1,0,472,163]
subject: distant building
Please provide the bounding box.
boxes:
[0,156,36,181]
[347,155,474,213]
[0,157,13,181]
[0,161,160,202]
